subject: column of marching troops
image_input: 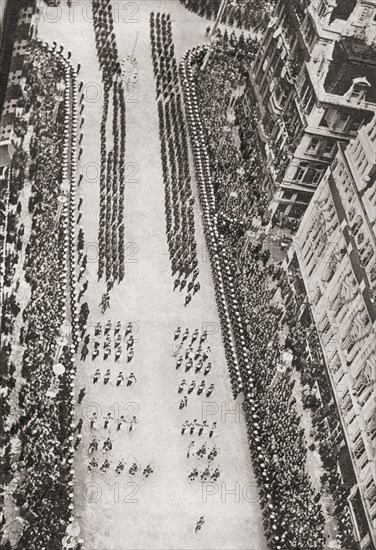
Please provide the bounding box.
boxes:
[173,327,221,491]
[92,0,126,286]
[73,321,155,483]
[150,13,200,307]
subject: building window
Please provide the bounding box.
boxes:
[370,265,376,283]
[357,232,365,245]
[303,242,313,259]
[307,137,321,155]
[334,366,345,385]
[313,286,322,305]
[330,351,341,372]
[311,166,324,184]
[322,140,336,158]
[365,479,376,509]
[353,371,368,396]
[305,95,315,116]
[351,87,364,101]
[282,190,296,200]
[347,338,356,354]
[349,116,365,134]
[359,386,373,408]
[346,78,370,104]
[335,113,351,132]
[289,203,307,218]
[359,241,374,266]
[361,243,374,267]
[319,315,331,338]
[303,18,316,50]
[348,206,356,221]
[352,214,363,234]
[306,251,314,267]
[320,113,329,128]
[334,299,344,318]
[295,162,309,181]
[318,1,328,18]
[341,391,353,415]
[367,417,376,444]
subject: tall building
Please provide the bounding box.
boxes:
[290,114,376,549]
[250,0,376,227]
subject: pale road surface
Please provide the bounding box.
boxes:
[38,2,268,549]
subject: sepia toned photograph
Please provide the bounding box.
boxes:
[0,1,375,549]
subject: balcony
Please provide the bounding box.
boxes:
[270,88,285,115]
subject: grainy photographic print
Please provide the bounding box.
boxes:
[0,0,375,549]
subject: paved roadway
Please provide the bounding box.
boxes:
[38,2,267,549]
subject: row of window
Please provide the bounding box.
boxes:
[294,161,325,185]
[319,108,365,134]
[350,136,373,179]
[338,167,376,276]
[306,136,336,158]
[301,209,332,274]
[365,477,376,517]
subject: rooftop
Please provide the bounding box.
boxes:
[324,39,376,103]
[329,0,356,23]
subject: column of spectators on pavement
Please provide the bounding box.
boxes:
[1,40,84,550]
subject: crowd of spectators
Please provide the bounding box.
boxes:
[150,13,200,305]
[281,272,359,547]
[220,230,326,549]
[179,0,272,32]
[192,32,269,232]
[92,0,126,285]
[1,39,82,549]
[0,14,32,541]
